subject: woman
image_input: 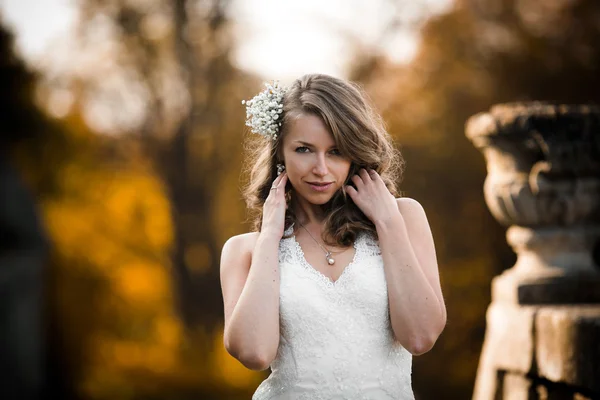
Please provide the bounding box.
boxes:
[220,74,446,399]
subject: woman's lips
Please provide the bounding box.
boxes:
[306,182,333,192]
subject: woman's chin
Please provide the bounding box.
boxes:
[297,191,334,205]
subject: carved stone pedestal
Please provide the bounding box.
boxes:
[474,304,600,400]
[466,103,600,400]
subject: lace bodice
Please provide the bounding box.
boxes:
[252,225,414,400]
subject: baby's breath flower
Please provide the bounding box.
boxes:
[242,81,287,140]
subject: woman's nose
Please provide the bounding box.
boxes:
[313,153,329,176]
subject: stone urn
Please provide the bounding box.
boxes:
[466,102,600,399]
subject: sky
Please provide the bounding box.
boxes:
[0,0,451,81]
[0,0,451,132]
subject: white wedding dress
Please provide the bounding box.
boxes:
[252,225,414,400]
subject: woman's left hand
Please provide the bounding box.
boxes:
[345,168,400,225]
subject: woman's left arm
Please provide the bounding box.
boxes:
[346,169,446,355]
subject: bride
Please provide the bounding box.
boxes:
[219,73,446,399]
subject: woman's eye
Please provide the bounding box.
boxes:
[294,147,341,155]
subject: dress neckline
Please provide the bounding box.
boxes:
[286,223,364,287]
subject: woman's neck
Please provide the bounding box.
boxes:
[292,195,326,227]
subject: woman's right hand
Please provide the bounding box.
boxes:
[261,172,288,238]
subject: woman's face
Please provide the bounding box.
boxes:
[281,113,351,205]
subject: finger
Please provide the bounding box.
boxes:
[272,170,285,186]
[351,174,364,188]
[345,185,357,198]
[277,173,288,195]
[267,186,278,199]
[270,172,287,193]
[359,168,372,182]
[267,176,282,199]
[268,173,287,199]
[368,169,384,185]
[281,175,289,208]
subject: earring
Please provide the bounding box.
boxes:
[277,163,286,176]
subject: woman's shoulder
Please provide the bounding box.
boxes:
[395,197,431,233]
[220,232,261,275]
[396,196,420,206]
[395,196,425,214]
[222,231,261,256]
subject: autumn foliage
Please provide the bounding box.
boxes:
[3,0,600,399]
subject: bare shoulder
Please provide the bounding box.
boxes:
[220,231,262,337]
[220,232,260,267]
[222,231,260,252]
[396,197,427,218]
[395,197,434,239]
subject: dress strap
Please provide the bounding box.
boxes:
[278,224,297,265]
[283,223,295,237]
[358,231,382,258]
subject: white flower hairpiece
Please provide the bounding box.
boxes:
[242,81,287,140]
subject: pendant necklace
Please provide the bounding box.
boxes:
[297,221,343,266]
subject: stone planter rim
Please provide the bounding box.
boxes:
[465,101,600,142]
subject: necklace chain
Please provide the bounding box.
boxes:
[297,221,341,265]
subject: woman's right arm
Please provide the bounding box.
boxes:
[219,172,288,371]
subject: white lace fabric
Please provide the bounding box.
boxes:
[252,225,414,400]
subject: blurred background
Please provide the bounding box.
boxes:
[1,0,600,399]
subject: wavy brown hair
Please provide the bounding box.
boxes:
[241,73,405,247]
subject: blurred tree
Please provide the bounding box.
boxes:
[17,0,600,398]
[0,25,49,400]
[351,0,600,398]
[66,0,257,331]
[26,0,266,398]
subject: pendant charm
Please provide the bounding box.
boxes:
[326,252,335,265]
